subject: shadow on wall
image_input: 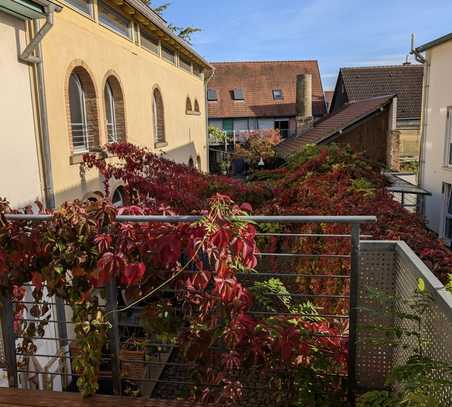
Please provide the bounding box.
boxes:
[6,144,201,210]
[160,142,200,169]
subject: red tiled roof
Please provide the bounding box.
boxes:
[324,91,334,106]
[276,95,395,157]
[208,61,326,119]
[338,65,423,120]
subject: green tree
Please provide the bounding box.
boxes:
[144,1,201,44]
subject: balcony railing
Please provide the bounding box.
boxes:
[0,215,451,405]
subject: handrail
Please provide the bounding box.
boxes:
[3,214,377,224]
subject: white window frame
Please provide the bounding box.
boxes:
[105,81,118,143]
[64,0,93,18]
[70,73,89,153]
[98,0,131,39]
[445,107,452,167]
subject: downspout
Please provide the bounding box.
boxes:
[410,33,429,215]
[19,4,56,64]
[204,67,215,173]
[20,5,58,209]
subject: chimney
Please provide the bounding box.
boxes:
[296,74,314,135]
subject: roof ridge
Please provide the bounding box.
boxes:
[341,64,423,71]
[211,60,319,65]
[345,94,397,105]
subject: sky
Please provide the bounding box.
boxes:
[163,0,452,90]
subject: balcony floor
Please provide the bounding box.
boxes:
[0,388,206,406]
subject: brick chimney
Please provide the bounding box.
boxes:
[296,74,314,135]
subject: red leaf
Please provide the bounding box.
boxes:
[32,272,43,289]
[121,262,146,286]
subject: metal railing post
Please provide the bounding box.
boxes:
[106,280,121,395]
[348,223,361,404]
[1,293,18,387]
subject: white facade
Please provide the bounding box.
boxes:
[419,38,452,245]
[0,11,43,209]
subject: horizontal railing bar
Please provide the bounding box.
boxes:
[256,233,373,238]
[4,214,377,224]
[237,272,351,279]
[250,311,348,319]
[258,253,350,258]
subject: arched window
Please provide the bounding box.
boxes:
[194,99,200,113]
[104,76,126,143]
[186,97,193,114]
[112,186,125,207]
[196,155,201,170]
[188,157,194,168]
[68,66,99,153]
[153,88,165,145]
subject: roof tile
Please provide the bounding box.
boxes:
[208,61,326,119]
[339,65,423,120]
[276,95,395,157]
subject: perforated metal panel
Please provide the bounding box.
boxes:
[357,241,452,404]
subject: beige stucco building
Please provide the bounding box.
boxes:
[1,0,211,208]
[0,0,54,208]
[415,33,452,246]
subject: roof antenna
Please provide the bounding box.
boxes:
[410,32,426,64]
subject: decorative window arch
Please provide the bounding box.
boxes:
[104,75,126,143]
[186,97,193,114]
[67,66,99,153]
[153,87,166,145]
[194,99,200,113]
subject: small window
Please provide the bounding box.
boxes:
[193,64,203,78]
[69,73,89,152]
[153,88,165,145]
[179,55,192,72]
[232,89,244,101]
[112,187,125,207]
[446,107,452,166]
[141,28,160,54]
[104,76,125,144]
[188,157,194,168]
[65,0,92,16]
[161,44,176,64]
[273,89,284,100]
[194,99,200,113]
[186,97,193,114]
[68,67,100,153]
[98,0,131,39]
[207,89,218,101]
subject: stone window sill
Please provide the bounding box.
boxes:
[69,151,105,166]
[186,110,201,116]
[154,142,168,149]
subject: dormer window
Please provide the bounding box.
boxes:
[207,89,218,101]
[273,89,284,100]
[232,89,244,101]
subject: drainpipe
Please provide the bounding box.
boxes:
[204,67,215,173]
[410,33,429,215]
[20,5,58,209]
[19,4,56,64]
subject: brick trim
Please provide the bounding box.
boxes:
[64,60,101,154]
[152,85,166,144]
[101,70,127,144]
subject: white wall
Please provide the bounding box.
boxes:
[420,40,452,238]
[0,12,42,209]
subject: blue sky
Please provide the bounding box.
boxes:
[164,0,452,90]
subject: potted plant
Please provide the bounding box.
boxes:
[120,337,146,379]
